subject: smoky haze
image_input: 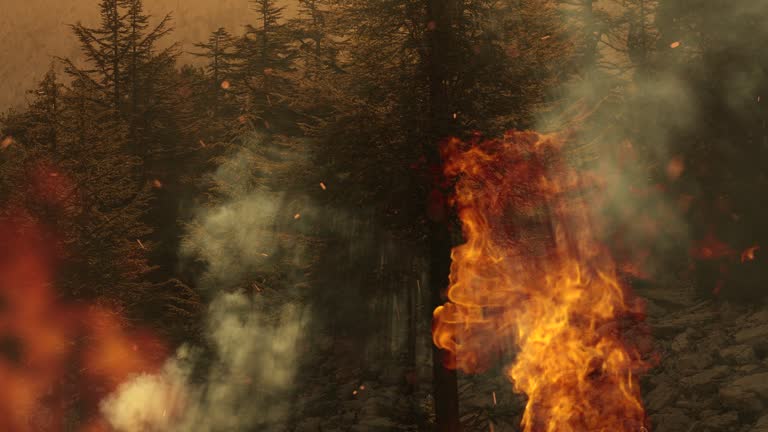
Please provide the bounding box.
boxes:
[0,0,295,111]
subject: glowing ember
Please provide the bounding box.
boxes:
[741,245,760,263]
[294,213,301,220]
[666,156,685,180]
[152,179,163,189]
[432,131,648,432]
[1,136,13,149]
[670,41,681,49]
[320,181,327,190]
[220,80,230,90]
[692,233,734,260]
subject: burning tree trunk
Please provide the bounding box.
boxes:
[428,223,461,431]
[432,132,649,432]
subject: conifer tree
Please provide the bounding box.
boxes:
[235,0,297,129]
[1,72,149,303]
[64,0,126,113]
[62,0,178,157]
[293,0,339,78]
[191,27,237,114]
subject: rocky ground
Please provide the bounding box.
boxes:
[643,297,768,432]
[291,285,768,432]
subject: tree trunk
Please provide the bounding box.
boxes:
[429,222,461,432]
[111,1,121,113]
[582,0,598,67]
[425,0,461,430]
[405,274,417,395]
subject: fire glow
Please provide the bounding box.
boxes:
[432,131,648,431]
[0,164,167,431]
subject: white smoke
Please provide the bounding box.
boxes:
[101,132,311,431]
[100,299,305,432]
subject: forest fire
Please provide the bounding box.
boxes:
[433,131,648,431]
[0,205,166,430]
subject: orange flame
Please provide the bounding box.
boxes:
[0,220,167,432]
[0,162,167,431]
[741,245,760,263]
[432,131,648,432]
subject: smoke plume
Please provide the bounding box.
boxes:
[100,133,311,431]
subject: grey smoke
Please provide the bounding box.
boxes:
[101,133,311,431]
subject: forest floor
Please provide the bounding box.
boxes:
[640,292,768,432]
[289,278,768,432]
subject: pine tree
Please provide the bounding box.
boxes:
[235,0,297,129]
[625,0,658,69]
[62,0,179,157]
[25,67,65,152]
[1,72,148,303]
[191,27,237,115]
[292,0,339,78]
[64,0,127,113]
[120,0,178,156]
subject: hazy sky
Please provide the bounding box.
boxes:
[0,0,295,111]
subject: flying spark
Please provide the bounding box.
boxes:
[741,245,760,263]
[666,156,685,180]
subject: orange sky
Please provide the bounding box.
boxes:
[0,0,295,111]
